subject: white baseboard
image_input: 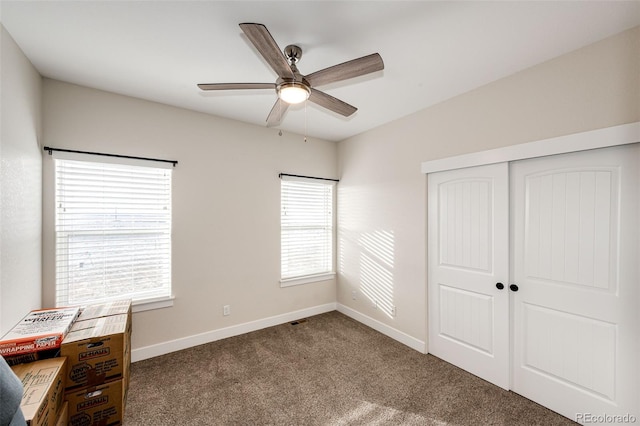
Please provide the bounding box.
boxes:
[132,302,426,362]
[336,303,426,354]
[131,302,337,362]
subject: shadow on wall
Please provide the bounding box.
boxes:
[339,227,395,318]
[338,184,395,318]
[358,229,395,318]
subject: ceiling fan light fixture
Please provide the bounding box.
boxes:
[278,82,310,104]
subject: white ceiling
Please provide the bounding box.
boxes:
[1,1,639,142]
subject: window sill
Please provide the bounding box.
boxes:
[132,295,175,313]
[280,273,336,288]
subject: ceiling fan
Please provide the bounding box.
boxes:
[198,23,384,126]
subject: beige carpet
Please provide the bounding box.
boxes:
[124,311,576,425]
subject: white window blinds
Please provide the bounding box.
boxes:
[54,158,172,306]
[280,176,334,281]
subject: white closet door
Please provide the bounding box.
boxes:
[428,163,510,389]
[511,145,639,421]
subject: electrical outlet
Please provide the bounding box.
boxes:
[223,305,231,316]
[351,290,357,300]
[391,306,397,317]
[373,300,378,309]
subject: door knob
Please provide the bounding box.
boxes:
[496,282,504,290]
[509,284,519,292]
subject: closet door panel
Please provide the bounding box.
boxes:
[428,162,509,389]
[511,145,638,421]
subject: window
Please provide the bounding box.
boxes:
[280,175,335,286]
[54,157,172,307]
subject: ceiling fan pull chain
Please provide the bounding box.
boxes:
[304,100,308,143]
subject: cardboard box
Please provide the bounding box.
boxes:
[76,300,131,322]
[61,314,130,392]
[11,357,67,426]
[55,402,68,426]
[66,379,125,426]
[69,315,128,333]
[0,308,80,357]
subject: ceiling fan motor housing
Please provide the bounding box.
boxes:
[284,44,302,64]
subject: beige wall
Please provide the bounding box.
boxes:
[0,25,43,334]
[41,80,338,351]
[336,26,640,346]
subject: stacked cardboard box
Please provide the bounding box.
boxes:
[61,300,131,426]
[3,299,132,425]
[76,299,132,323]
[63,314,131,391]
[10,357,67,426]
[64,380,126,426]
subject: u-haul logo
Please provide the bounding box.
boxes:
[76,395,108,411]
[79,347,110,361]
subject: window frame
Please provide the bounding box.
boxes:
[279,174,337,287]
[52,152,174,311]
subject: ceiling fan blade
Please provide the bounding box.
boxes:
[308,88,357,117]
[197,83,275,91]
[239,23,293,79]
[266,98,290,127]
[305,53,384,87]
